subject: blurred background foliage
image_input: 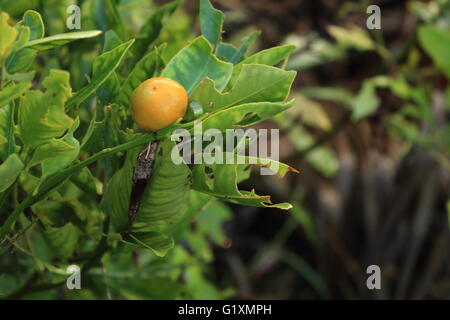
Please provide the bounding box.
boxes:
[0,0,449,299]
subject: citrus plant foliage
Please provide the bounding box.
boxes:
[0,0,299,298]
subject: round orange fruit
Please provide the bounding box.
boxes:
[130,77,188,131]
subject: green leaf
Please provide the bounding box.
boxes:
[104,144,141,232]
[191,64,296,112]
[65,39,134,110]
[0,134,6,146]
[0,104,17,159]
[96,31,123,105]
[198,100,295,132]
[10,25,30,51]
[5,47,36,73]
[18,70,73,148]
[130,0,182,65]
[0,133,154,240]
[102,30,122,52]
[192,162,292,209]
[418,24,450,78]
[216,31,260,64]
[118,44,165,107]
[161,36,233,93]
[3,70,35,83]
[43,223,81,260]
[328,25,375,51]
[134,139,191,228]
[71,167,103,197]
[0,153,24,192]
[0,12,17,60]
[40,119,80,177]
[0,82,30,108]
[226,44,296,88]
[80,118,105,154]
[23,30,102,50]
[19,10,44,40]
[29,138,75,168]
[89,0,125,40]
[199,0,224,46]
[122,231,174,257]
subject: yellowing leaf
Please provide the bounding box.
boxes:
[0,12,18,60]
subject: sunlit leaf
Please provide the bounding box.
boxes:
[191,64,296,112]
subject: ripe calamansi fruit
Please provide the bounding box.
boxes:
[130,77,188,131]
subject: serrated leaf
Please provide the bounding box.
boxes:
[216,31,260,64]
[226,44,296,88]
[161,36,233,93]
[198,100,295,132]
[192,162,293,209]
[0,82,30,108]
[40,119,80,177]
[191,64,296,112]
[18,70,73,148]
[0,153,24,192]
[23,30,102,50]
[199,0,224,46]
[65,39,134,110]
